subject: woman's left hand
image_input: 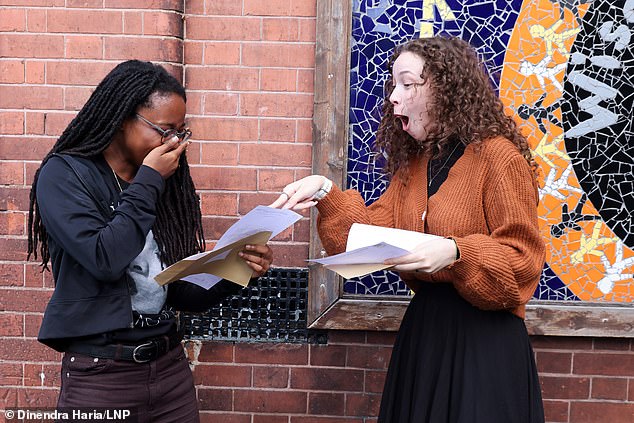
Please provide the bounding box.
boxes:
[239,244,274,278]
[384,238,457,274]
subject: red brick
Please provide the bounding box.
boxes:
[105,0,183,10]
[67,0,103,6]
[243,43,315,68]
[244,0,316,17]
[65,87,94,111]
[25,112,45,134]
[261,69,297,92]
[191,167,257,190]
[240,143,311,166]
[252,416,288,423]
[291,368,364,391]
[591,377,628,400]
[365,370,387,394]
[540,376,590,399]
[0,86,64,109]
[574,352,634,376]
[200,142,239,165]
[536,351,572,374]
[0,264,23,287]
[309,344,346,367]
[25,264,45,288]
[240,93,313,118]
[0,212,26,235]
[262,18,299,41]
[570,402,634,423]
[123,11,143,34]
[192,364,252,387]
[47,61,114,85]
[630,378,634,401]
[200,193,239,216]
[258,169,295,191]
[184,41,204,64]
[205,0,242,15]
[143,11,182,37]
[47,10,123,34]
[542,400,569,423]
[189,117,259,142]
[0,187,30,211]
[299,18,316,42]
[293,218,310,242]
[298,69,314,93]
[235,343,307,365]
[24,363,44,386]
[0,288,52,313]
[0,313,24,336]
[253,366,289,388]
[234,389,307,413]
[291,418,364,423]
[203,216,238,241]
[0,160,24,186]
[270,243,309,267]
[203,93,239,116]
[308,392,344,415]
[0,8,26,31]
[25,61,45,84]
[346,393,381,417]
[327,331,368,344]
[41,364,61,387]
[346,346,391,369]
[186,67,259,91]
[0,33,64,59]
[296,119,313,143]
[185,0,205,15]
[365,331,396,346]
[0,363,22,385]
[0,238,27,261]
[16,387,60,408]
[237,193,285,216]
[25,314,45,338]
[593,338,631,351]
[0,112,24,135]
[26,9,46,32]
[0,60,24,84]
[201,414,251,423]
[192,340,233,363]
[530,335,593,350]
[0,338,59,362]
[260,119,296,142]
[65,36,104,60]
[187,16,261,41]
[0,137,54,160]
[196,387,233,411]
[105,37,182,62]
[202,42,241,65]
[44,112,74,136]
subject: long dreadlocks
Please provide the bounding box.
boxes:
[27,60,205,268]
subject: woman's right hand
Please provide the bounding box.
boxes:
[142,138,189,179]
[269,175,328,210]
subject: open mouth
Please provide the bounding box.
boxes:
[395,114,410,131]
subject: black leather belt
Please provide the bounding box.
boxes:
[66,333,182,363]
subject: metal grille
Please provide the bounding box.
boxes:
[180,268,309,343]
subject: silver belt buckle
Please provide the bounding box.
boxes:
[132,341,154,363]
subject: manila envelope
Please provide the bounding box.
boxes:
[154,231,272,287]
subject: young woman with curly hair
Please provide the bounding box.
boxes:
[271,36,545,423]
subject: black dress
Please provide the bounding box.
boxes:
[377,145,545,423]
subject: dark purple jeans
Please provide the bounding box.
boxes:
[57,344,199,423]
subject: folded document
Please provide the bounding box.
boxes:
[154,206,302,289]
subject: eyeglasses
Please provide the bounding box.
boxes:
[135,113,192,144]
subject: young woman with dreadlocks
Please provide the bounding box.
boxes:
[271,37,545,422]
[27,60,273,421]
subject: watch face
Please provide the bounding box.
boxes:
[347,0,633,303]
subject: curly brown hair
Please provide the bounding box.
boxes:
[375,36,535,177]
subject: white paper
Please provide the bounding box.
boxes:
[309,242,411,265]
[181,273,222,290]
[347,223,440,252]
[216,205,302,249]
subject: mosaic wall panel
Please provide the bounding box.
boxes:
[345,0,634,303]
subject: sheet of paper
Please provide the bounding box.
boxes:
[216,205,302,249]
[309,242,410,265]
[347,223,441,251]
[155,206,302,289]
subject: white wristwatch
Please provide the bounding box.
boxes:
[312,178,332,201]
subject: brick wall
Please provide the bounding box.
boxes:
[0,1,632,422]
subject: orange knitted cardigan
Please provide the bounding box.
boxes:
[316,137,545,319]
